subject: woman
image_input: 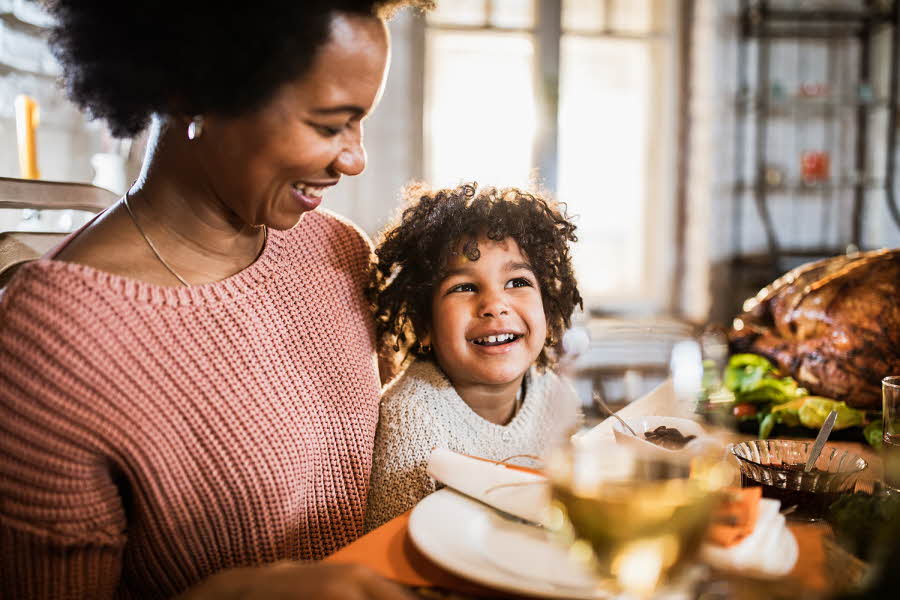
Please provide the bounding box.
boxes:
[0,1,431,598]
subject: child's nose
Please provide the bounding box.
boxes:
[479,293,509,318]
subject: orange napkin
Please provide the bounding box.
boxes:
[326,509,523,598]
[706,486,762,547]
[326,511,449,587]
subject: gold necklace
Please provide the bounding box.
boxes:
[122,192,267,287]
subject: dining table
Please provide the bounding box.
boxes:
[328,381,884,599]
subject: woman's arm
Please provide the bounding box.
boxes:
[0,287,128,598]
[0,394,127,598]
[179,562,414,600]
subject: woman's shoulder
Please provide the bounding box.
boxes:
[290,209,373,256]
[279,209,374,289]
[0,259,101,325]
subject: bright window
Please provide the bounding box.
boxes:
[425,30,537,188]
[424,0,677,311]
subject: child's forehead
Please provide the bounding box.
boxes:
[443,235,527,268]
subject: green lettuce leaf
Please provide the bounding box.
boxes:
[723,354,804,405]
[863,421,883,449]
[797,397,865,430]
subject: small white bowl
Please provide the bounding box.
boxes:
[611,415,711,460]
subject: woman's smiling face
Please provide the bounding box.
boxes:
[427,236,548,391]
[194,13,391,230]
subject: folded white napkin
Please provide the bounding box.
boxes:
[701,498,798,578]
[425,448,550,526]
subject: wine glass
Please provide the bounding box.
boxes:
[544,323,730,598]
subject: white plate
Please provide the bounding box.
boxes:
[408,488,604,599]
[408,488,799,597]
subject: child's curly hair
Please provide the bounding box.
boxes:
[369,182,583,369]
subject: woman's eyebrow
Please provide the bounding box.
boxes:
[311,105,365,117]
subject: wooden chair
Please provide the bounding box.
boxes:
[0,177,117,289]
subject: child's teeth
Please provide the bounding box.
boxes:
[474,333,516,344]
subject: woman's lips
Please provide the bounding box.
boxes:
[290,186,323,211]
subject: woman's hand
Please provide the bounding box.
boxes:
[181,562,416,600]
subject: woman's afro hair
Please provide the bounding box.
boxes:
[43,1,434,137]
[369,182,583,369]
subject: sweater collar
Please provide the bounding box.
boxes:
[407,358,542,430]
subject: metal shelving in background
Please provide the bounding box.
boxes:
[729,0,900,310]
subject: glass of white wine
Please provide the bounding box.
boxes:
[546,438,726,598]
[546,326,729,598]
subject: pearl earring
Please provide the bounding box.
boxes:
[187,115,204,140]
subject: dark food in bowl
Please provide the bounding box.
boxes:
[731,440,867,521]
[643,426,697,450]
[740,463,840,521]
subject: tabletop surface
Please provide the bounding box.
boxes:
[328,440,882,599]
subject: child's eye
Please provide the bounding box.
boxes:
[447,283,476,293]
[506,277,533,289]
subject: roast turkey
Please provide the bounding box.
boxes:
[728,249,900,409]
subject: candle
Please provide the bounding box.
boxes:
[14,94,40,180]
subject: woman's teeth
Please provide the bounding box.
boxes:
[472,333,518,346]
[292,183,326,198]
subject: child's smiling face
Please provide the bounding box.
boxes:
[426,235,548,390]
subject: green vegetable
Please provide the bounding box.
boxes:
[711,354,872,440]
[723,354,804,405]
[828,493,900,561]
[758,413,776,439]
[769,397,804,428]
[798,397,865,430]
[723,354,775,392]
[737,377,804,404]
[864,421,884,449]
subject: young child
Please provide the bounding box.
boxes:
[364,182,582,531]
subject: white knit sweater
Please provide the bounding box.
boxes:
[365,358,565,531]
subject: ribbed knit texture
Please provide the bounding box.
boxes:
[365,359,564,532]
[0,210,381,599]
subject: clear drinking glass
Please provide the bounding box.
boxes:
[883,376,900,490]
[545,325,729,598]
[546,439,726,598]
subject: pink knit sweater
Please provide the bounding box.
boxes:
[0,210,381,599]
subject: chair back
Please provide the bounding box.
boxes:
[0,177,117,289]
